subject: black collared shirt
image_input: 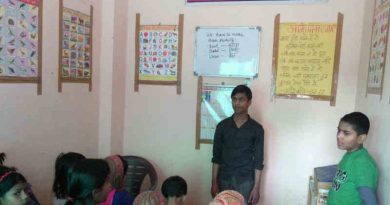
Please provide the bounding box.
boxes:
[212,115,264,181]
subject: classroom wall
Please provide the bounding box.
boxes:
[355,0,390,204]
[122,0,368,204]
[0,0,384,204]
[0,0,103,204]
[98,0,114,158]
[110,0,128,155]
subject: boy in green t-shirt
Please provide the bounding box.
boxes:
[327,112,379,205]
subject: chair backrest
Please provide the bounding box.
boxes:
[122,155,158,198]
[0,153,6,165]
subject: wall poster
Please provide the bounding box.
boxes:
[58,0,93,92]
[134,13,184,94]
[272,13,343,106]
[0,0,42,94]
[367,0,390,95]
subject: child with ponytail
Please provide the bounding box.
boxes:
[65,159,112,205]
[52,152,86,205]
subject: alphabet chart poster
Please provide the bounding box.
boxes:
[134,14,183,94]
[61,7,91,79]
[138,25,179,82]
[367,0,390,95]
[0,0,39,77]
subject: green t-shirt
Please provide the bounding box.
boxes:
[327,147,378,205]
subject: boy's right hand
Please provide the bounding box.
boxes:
[211,181,219,197]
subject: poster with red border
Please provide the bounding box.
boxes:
[138,25,178,81]
[187,0,325,3]
[0,0,40,77]
[19,0,39,6]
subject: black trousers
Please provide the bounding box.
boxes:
[219,175,254,204]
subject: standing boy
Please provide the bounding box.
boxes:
[211,85,264,204]
[328,112,379,205]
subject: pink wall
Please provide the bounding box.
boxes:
[2,0,388,205]
[110,0,128,155]
[121,0,370,204]
[355,0,390,204]
[0,0,102,204]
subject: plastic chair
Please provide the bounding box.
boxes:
[122,155,158,198]
[0,152,5,165]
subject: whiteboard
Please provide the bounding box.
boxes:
[194,27,261,78]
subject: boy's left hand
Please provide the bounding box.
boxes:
[248,188,260,204]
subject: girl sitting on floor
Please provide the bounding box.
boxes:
[65,159,112,205]
[100,155,134,205]
[0,165,30,205]
[52,152,86,205]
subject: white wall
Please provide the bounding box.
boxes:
[355,0,390,204]
[0,0,103,204]
[122,0,368,204]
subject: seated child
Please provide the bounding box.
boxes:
[52,152,86,205]
[65,159,112,205]
[209,190,245,205]
[0,165,31,205]
[161,176,187,205]
[100,155,134,205]
[327,112,379,205]
[133,191,165,205]
[0,153,40,205]
[105,155,128,189]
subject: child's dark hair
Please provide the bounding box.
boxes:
[340,112,370,135]
[53,152,86,199]
[65,159,110,205]
[231,85,252,100]
[161,176,187,198]
[0,166,27,198]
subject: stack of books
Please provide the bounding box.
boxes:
[308,165,337,205]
